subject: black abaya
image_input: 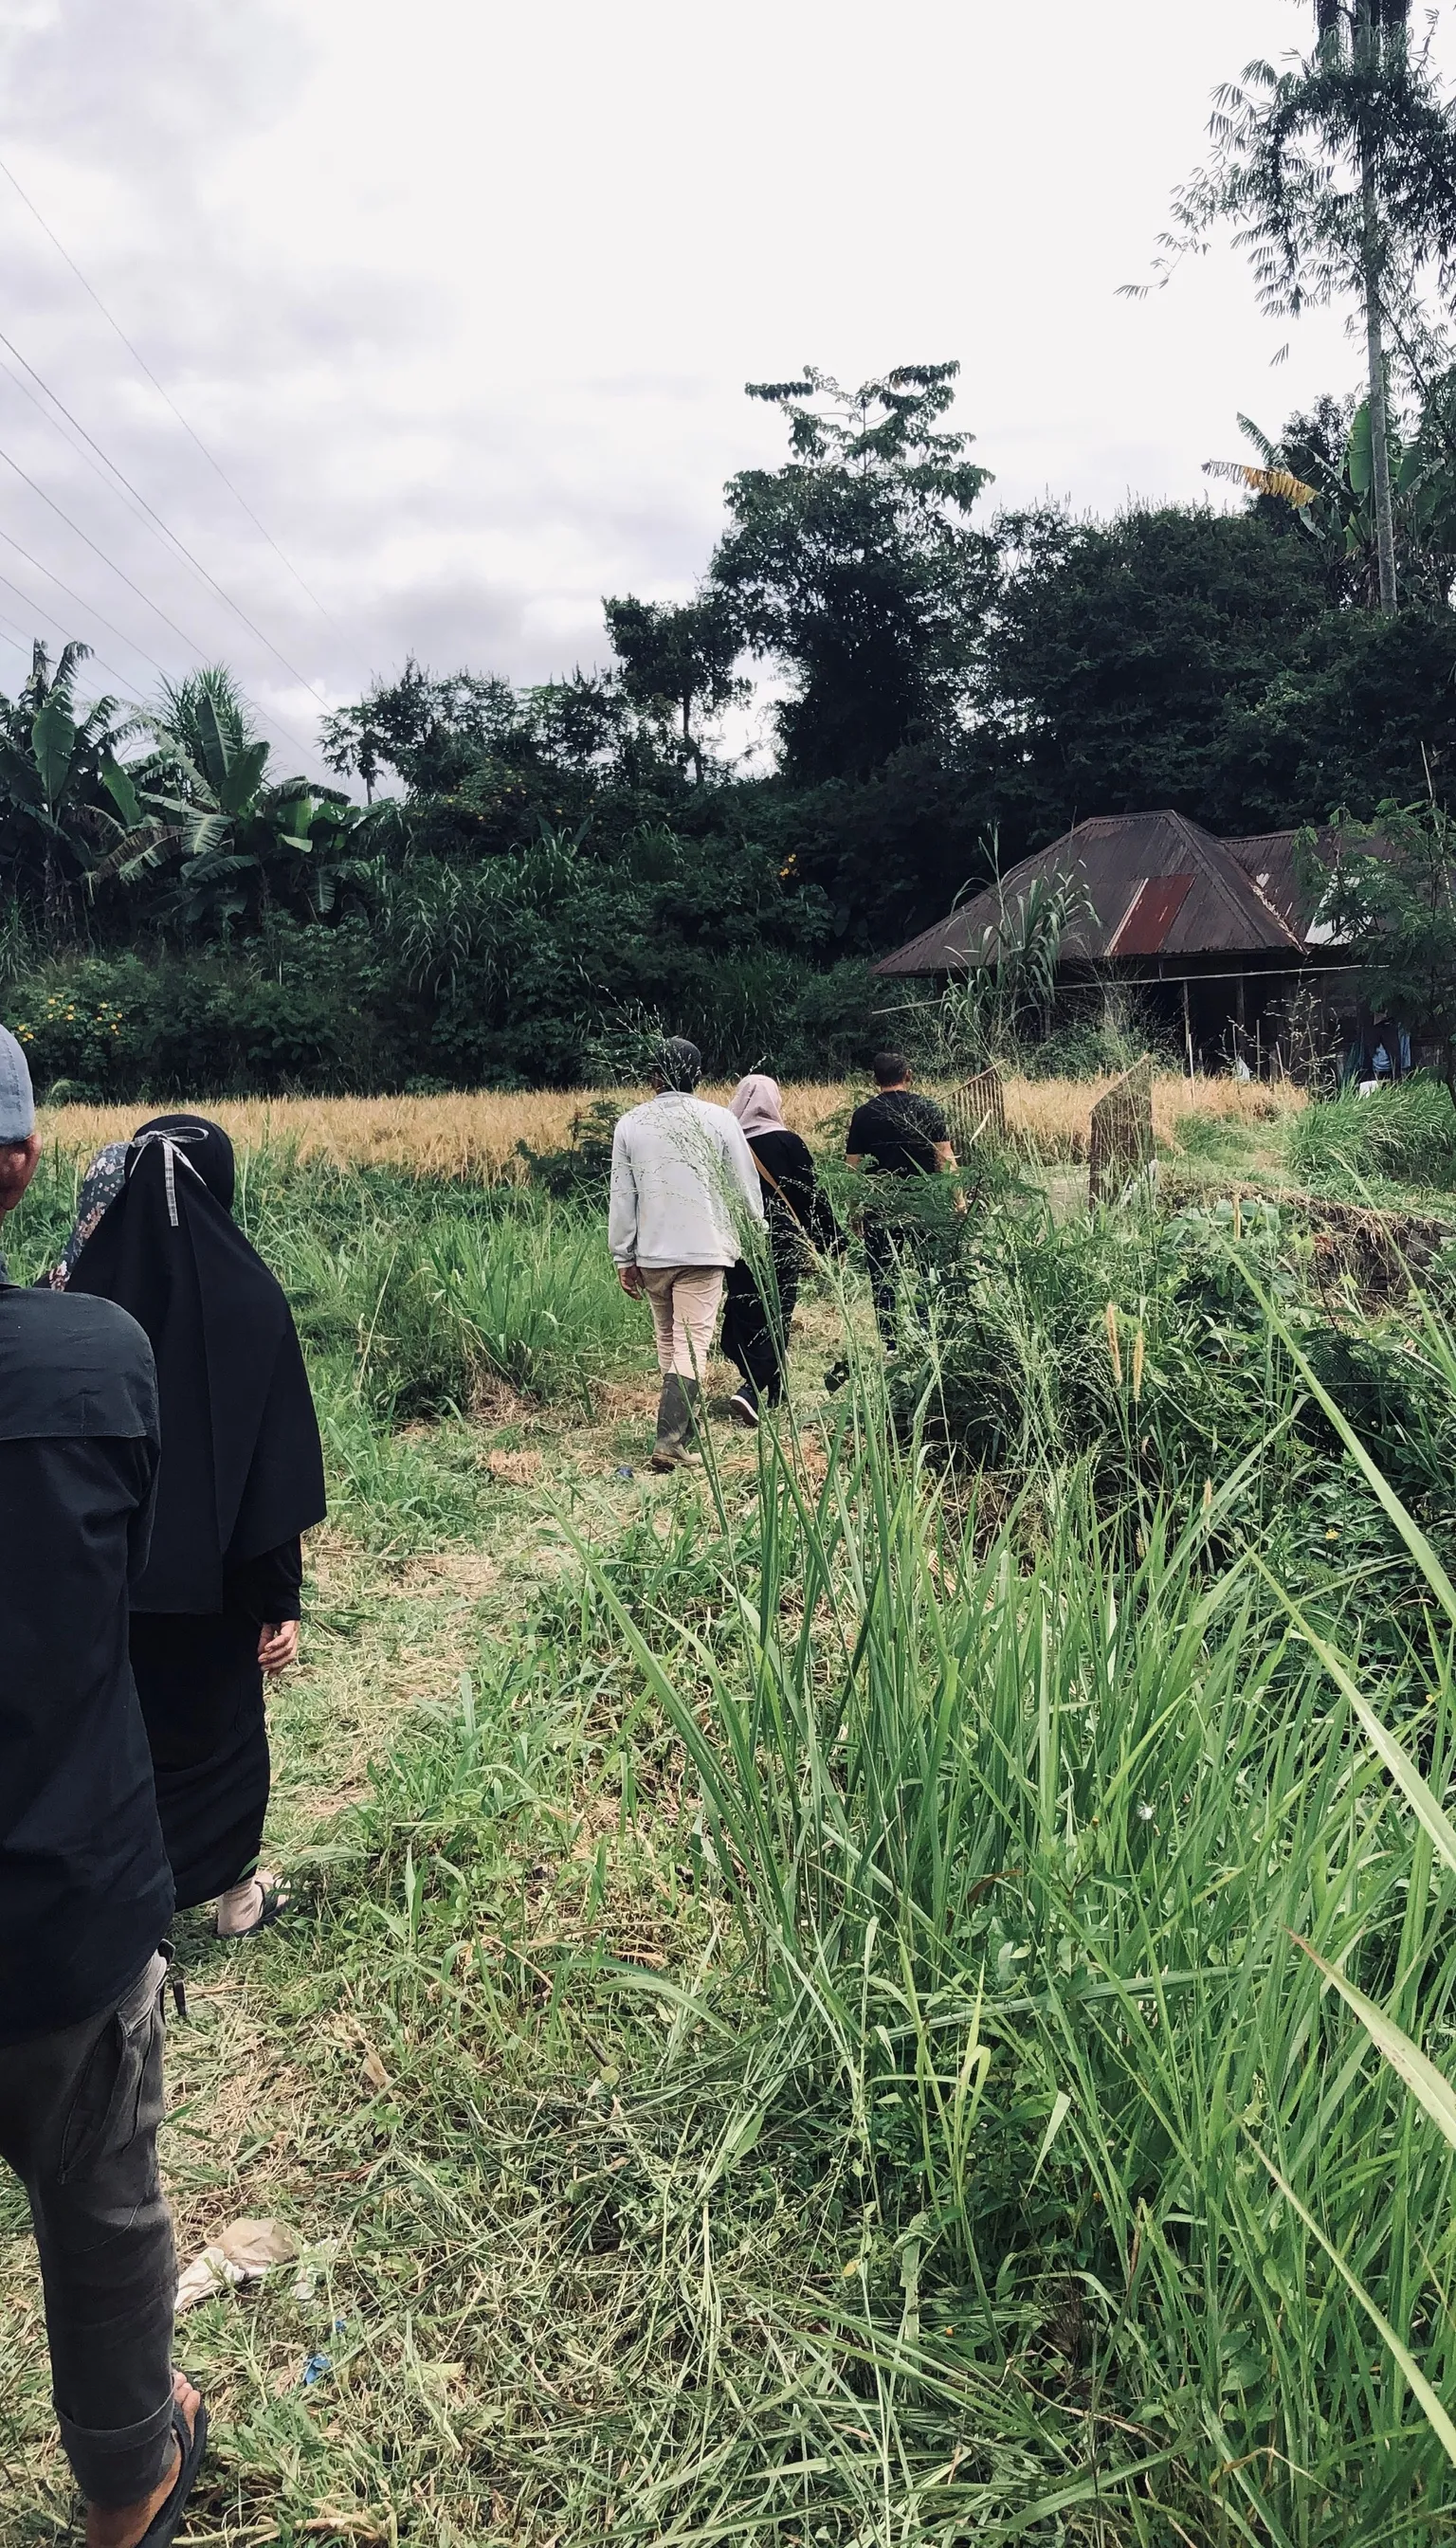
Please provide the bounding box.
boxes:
[129,1539,301,1911]
[60,1118,325,1907]
[720,1129,828,1408]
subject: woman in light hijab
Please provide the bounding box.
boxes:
[720,1075,832,1426]
[53,1117,326,1938]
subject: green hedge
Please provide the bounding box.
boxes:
[3,929,879,1098]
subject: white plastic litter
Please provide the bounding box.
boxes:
[174,2216,300,2313]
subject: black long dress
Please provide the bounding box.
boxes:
[720,1128,828,1408]
[61,1116,326,1910]
[129,1539,301,1910]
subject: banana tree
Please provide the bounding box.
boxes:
[118,666,372,929]
[0,640,151,933]
[1206,391,1456,605]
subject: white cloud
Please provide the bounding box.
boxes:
[0,0,1444,774]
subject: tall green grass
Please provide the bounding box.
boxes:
[549,1389,1456,2539]
[9,1138,1456,2536]
[6,1144,642,1417]
[1288,1077,1456,1198]
[891,1190,1456,1567]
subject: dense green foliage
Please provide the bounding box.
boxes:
[8,360,1456,1093]
[896,1180,1456,1545]
[1316,803,1456,1096]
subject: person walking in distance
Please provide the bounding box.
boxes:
[845,1051,958,1349]
[610,1038,764,1468]
[0,1026,209,2548]
[720,1074,833,1427]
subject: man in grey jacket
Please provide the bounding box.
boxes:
[610,1038,764,1468]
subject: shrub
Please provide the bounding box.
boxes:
[3,927,408,1100]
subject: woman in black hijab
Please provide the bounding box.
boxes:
[56,1115,326,1936]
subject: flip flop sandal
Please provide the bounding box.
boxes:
[219,1880,290,1941]
[137,2393,209,2545]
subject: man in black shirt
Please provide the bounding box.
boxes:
[846,1051,957,1346]
[0,1025,207,2548]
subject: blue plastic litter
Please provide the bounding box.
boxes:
[302,2353,332,2386]
[614,1465,634,1480]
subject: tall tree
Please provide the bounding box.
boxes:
[602,592,743,779]
[1137,0,1456,613]
[978,502,1330,841]
[707,364,993,783]
[319,661,524,797]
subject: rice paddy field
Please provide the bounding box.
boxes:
[34,1070,1306,1179]
[3,1077,1456,2545]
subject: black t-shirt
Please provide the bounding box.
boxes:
[845,1089,952,1177]
[0,1286,172,2046]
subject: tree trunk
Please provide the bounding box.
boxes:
[682,689,703,783]
[1358,0,1399,612]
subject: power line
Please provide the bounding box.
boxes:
[0,323,337,707]
[0,150,337,628]
[0,613,36,664]
[0,432,225,664]
[0,565,143,701]
[0,442,328,764]
[0,523,170,676]
[0,520,322,767]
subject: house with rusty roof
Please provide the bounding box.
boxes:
[871,810,1358,1069]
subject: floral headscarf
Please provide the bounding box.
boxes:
[49,1142,127,1288]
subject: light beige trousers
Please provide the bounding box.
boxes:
[640,1265,725,1378]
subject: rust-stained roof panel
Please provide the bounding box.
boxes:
[1107,873,1194,956]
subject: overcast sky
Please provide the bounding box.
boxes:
[0,0,1450,777]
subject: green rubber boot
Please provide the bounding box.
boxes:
[651,1374,703,1470]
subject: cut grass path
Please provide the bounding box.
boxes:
[0,1361,773,2547]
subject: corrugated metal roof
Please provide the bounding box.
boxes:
[1224,828,1329,934]
[1107,873,1194,956]
[873,810,1311,977]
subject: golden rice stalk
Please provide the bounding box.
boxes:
[36,1074,1306,1175]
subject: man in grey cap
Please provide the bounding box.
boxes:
[0,1023,208,2547]
[609,1037,764,1468]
